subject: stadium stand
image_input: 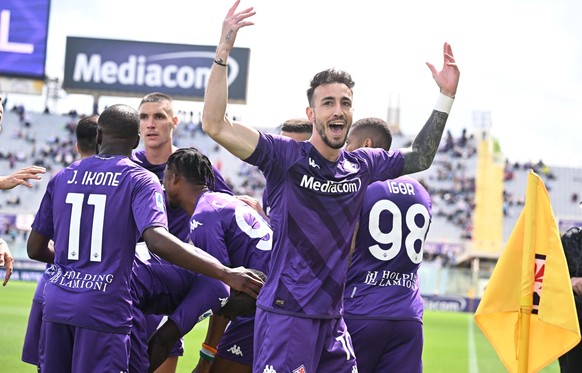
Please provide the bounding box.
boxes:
[3,108,582,298]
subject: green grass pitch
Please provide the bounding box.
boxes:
[0,281,560,372]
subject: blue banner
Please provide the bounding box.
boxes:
[63,37,250,102]
[0,0,50,79]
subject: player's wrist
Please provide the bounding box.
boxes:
[200,343,217,362]
[434,92,454,114]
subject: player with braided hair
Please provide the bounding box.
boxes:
[161,147,271,373]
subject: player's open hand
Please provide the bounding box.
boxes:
[0,165,46,189]
[219,0,256,52]
[426,42,460,98]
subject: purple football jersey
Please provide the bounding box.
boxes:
[245,133,404,318]
[132,149,232,241]
[188,191,271,275]
[344,176,432,321]
[32,155,168,333]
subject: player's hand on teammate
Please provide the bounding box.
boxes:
[223,266,264,298]
[236,194,269,220]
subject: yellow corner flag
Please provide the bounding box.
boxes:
[474,170,581,372]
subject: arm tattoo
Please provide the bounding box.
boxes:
[225,30,234,43]
[401,110,448,175]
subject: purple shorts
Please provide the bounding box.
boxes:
[253,309,357,373]
[40,321,130,373]
[216,315,255,367]
[345,318,423,373]
[22,266,53,366]
[21,299,43,366]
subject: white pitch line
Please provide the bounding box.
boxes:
[468,313,479,373]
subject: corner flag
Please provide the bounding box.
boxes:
[474,170,580,372]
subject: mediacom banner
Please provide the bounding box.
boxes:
[63,37,250,102]
[0,0,50,79]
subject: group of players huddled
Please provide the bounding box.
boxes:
[0,1,461,372]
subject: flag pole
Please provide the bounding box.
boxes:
[517,171,537,373]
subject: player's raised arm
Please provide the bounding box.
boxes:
[400,42,460,175]
[202,0,260,161]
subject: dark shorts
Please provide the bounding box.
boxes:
[253,309,358,373]
[345,318,423,373]
[41,321,130,373]
[217,315,255,366]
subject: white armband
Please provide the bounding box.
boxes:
[434,93,455,114]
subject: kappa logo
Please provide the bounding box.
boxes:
[308,157,320,169]
[263,365,277,373]
[227,344,243,356]
[293,365,306,373]
[190,219,203,231]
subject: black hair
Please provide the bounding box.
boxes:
[279,118,313,134]
[98,104,139,138]
[166,147,215,189]
[75,115,98,155]
[306,68,355,107]
[561,227,582,278]
[350,117,393,151]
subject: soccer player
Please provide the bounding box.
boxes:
[343,117,432,372]
[26,104,263,373]
[202,2,458,371]
[22,114,99,368]
[131,252,265,372]
[131,91,234,373]
[160,147,272,373]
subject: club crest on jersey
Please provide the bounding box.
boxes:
[342,159,359,172]
[292,365,306,373]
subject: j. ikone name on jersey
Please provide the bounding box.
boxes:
[67,170,122,186]
[52,269,114,292]
[300,175,361,194]
[364,270,418,290]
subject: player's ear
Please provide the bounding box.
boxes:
[363,137,374,148]
[133,134,140,149]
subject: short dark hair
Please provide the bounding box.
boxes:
[306,68,355,107]
[139,92,174,117]
[98,104,139,138]
[166,147,215,189]
[279,118,312,134]
[350,117,393,151]
[75,115,98,155]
